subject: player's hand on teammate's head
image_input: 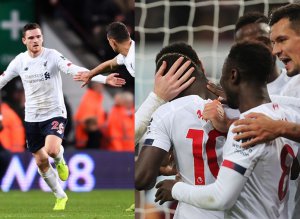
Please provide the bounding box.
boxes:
[155,179,178,205]
[232,112,280,148]
[154,57,195,101]
[106,73,126,87]
[207,81,227,104]
[73,71,91,88]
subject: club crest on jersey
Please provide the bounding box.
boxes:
[44,72,50,80]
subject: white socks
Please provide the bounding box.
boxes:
[38,165,67,198]
[54,145,65,165]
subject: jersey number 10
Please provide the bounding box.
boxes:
[187,129,226,185]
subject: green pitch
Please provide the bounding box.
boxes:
[0,190,134,219]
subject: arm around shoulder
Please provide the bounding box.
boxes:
[279,120,300,143]
[172,167,246,210]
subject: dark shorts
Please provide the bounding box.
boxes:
[25,117,67,153]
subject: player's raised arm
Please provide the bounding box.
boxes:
[89,58,118,79]
[74,71,126,88]
[55,50,89,76]
[135,57,195,144]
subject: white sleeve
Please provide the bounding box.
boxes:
[116,54,124,65]
[135,92,166,144]
[172,124,265,210]
[172,167,247,210]
[53,50,89,75]
[91,75,107,84]
[143,106,172,152]
[0,57,20,89]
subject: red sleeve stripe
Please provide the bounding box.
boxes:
[222,160,246,176]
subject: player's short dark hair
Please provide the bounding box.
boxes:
[227,41,273,84]
[106,22,130,43]
[269,3,300,34]
[22,23,41,37]
[155,42,206,81]
[235,12,268,34]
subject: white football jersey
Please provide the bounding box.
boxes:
[268,68,300,98]
[281,72,300,98]
[116,40,135,77]
[0,48,88,122]
[223,103,300,219]
[144,95,227,219]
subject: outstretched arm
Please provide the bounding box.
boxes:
[232,112,300,148]
[74,72,126,88]
[90,58,118,78]
[155,166,246,210]
[73,59,118,86]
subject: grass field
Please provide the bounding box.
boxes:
[0,190,134,219]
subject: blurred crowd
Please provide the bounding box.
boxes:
[41,0,134,61]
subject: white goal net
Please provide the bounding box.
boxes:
[135,0,293,218]
[135,0,294,108]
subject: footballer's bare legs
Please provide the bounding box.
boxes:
[33,148,67,199]
[45,135,69,181]
[36,136,69,210]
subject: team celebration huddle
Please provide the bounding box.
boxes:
[135,3,300,219]
[2,1,300,218]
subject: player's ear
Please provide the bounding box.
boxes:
[22,37,26,45]
[231,68,240,85]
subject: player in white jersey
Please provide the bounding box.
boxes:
[135,42,232,219]
[155,41,300,218]
[233,12,300,218]
[231,5,300,219]
[73,21,134,88]
[0,23,124,210]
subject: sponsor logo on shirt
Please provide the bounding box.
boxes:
[146,118,154,135]
[232,140,253,156]
[197,110,203,119]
